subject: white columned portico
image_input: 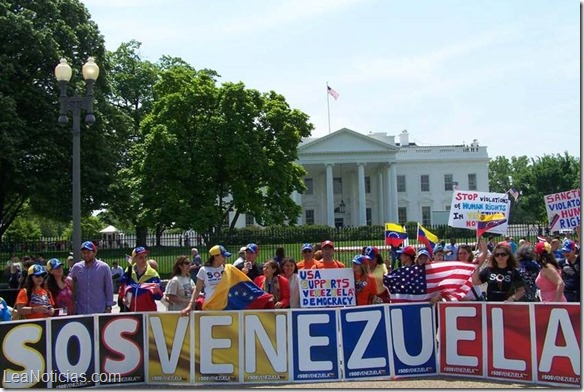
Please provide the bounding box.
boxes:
[357,162,366,226]
[389,162,398,222]
[384,164,391,222]
[325,163,334,227]
[377,170,384,224]
[384,162,397,223]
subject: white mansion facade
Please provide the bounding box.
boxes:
[233,128,489,228]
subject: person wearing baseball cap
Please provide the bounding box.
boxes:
[15,264,55,319]
[558,240,580,302]
[181,245,230,314]
[297,243,319,269]
[46,258,75,316]
[234,243,262,281]
[352,255,380,306]
[313,240,344,269]
[397,246,416,267]
[120,246,162,312]
[69,240,115,314]
[364,246,390,303]
[416,248,432,265]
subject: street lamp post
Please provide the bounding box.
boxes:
[54,57,99,262]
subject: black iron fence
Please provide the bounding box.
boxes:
[0,222,552,281]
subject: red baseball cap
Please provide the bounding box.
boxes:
[321,240,334,249]
[398,246,416,257]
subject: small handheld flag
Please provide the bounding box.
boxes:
[417,223,439,257]
[385,223,408,247]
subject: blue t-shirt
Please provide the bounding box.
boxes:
[559,256,580,294]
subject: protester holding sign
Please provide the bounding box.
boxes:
[472,242,525,302]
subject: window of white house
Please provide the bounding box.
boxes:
[333,177,342,194]
[397,175,406,192]
[245,214,254,226]
[422,206,431,226]
[304,178,314,194]
[398,207,407,225]
[366,208,372,226]
[305,210,315,225]
[444,174,454,191]
[365,176,371,193]
[468,173,477,191]
[421,175,430,192]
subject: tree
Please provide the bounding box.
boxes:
[489,153,580,222]
[103,40,160,246]
[0,0,125,245]
[132,61,313,237]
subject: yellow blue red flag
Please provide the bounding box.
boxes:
[477,213,507,238]
[385,223,408,247]
[417,223,439,257]
[203,265,273,310]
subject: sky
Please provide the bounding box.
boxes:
[80,0,580,160]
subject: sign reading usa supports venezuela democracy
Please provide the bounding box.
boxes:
[298,269,355,308]
[544,189,580,232]
[448,190,510,233]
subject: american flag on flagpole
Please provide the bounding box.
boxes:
[507,187,520,202]
[383,262,476,303]
[327,85,340,100]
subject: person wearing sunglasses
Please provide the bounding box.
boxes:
[164,256,196,311]
[297,243,319,270]
[15,265,55,319]
[472,243,525,302]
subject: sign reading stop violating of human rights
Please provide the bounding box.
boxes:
[0,303,579,388]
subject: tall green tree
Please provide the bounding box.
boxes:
[0,0,124,245]
[104,40,160,246]
[489,153,580,222]
[132,61,313,237]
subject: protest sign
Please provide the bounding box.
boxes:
[448,191,510,233]
[298,269,355,308]
[544,189,580,232]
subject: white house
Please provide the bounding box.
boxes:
[233,128,489,228]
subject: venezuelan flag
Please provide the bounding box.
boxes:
[203,265,274,311]
[477,213,507,238]
[385,223,408,247]
[417,223,439,257]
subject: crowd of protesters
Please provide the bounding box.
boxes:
[0,231,580,321]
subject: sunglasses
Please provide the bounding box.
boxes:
[494,252,508,257]
[302,250,312,253]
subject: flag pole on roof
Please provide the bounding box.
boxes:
[326,82,340,134]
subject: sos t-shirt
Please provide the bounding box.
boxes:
[196,265,224,300]
[479,266,523,302]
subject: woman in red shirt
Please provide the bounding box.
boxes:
[16,265,55,319]
[254,260,290,309]
[352,255,379,306]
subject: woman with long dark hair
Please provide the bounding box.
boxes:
[45,258,75,315]
[164,256,196,311]
[254,260,290,309]
[472,243,525,302]
[534,242,566,302]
